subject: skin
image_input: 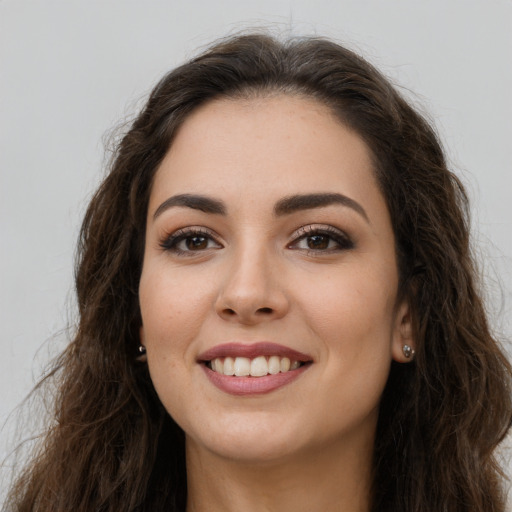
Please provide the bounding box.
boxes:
[139,95,415,512]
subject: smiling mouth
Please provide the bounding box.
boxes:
[205,356,309,377]
[199,343,313,395]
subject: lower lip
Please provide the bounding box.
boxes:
[201,364,311,396]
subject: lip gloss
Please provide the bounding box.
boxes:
[197,342,312,362]
[201,362,311,396]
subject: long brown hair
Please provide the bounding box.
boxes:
[6,33,512,512]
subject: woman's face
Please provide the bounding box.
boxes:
[139,95,413,464]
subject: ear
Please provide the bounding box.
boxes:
[137,326,147,362]
[391,299,416,363]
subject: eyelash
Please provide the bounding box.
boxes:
[159,225,354,256]
[159,227,221,256]
[288,225,354,254]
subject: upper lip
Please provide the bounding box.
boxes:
[197,342,313,362]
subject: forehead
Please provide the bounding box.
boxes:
[149,94,385,219]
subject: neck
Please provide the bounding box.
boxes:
[185,434,373,512]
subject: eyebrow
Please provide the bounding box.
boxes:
[153,192,369,223]
[274,193,370,223]
[153,193,226,219]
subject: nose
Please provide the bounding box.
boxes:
[214,245,289,325]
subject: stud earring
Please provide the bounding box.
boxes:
[402,344,415,359]
[136,345,147,362]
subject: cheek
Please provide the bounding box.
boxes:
[304,266,397,344]
[299,262,399,414]
[138,268,207,415]
[139,273,206,387]
[140,265,214,337]
[301,268,397,424]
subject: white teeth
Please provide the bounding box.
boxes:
[280,357,291,372]
[209,356,304,377]
[212,358,223,373]
[234,357,251,376]
[223,356,235,376]
[290,360,300,370]
[268,355,281,375]
[250,356,269,377]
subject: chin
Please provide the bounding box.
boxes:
[185,413,309,464]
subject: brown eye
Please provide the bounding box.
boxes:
[186,236,209,250]
[306,235,330,250]
[160,228,222,254]
[289,225,355,253]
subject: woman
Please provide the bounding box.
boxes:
[6,33,512,512]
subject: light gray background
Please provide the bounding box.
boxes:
[1,0,511,501]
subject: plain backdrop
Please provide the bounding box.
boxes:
[1,0,511,502]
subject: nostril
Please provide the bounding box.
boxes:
[218,304,279,321]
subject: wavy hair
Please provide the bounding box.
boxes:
[6,33,512,512]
